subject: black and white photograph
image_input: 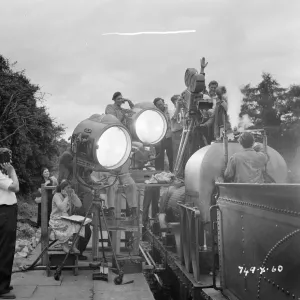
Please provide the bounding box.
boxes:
[0,0,299,299]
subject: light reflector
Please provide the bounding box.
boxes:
[135,110,167,144]
[96,126,131,169]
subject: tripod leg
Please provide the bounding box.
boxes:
[98,201,122,275]
[92,206,100,261]
[97,205,107,262]
[174,129,187,171]
[174,119,194,176]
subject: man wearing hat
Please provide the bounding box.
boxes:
[224,132,268,183]
[104,92,138,219]
[105,91,135,126]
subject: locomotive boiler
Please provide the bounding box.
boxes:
[159,140,288,226]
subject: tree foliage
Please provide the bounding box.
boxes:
[0,55,65,193]
[240,72,300,172]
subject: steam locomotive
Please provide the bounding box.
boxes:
[142,61,299,300]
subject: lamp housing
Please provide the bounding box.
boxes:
[72,114,132,172]
[127,102,167,145]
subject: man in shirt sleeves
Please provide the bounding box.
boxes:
[0,154,20,300]
[104,92,138,218]
[224,132,269,183]
[105,91,135,126]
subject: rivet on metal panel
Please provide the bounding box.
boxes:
[242,227,244,230]
[281,288,285,292]
[276,224,278,227]
[241,215,243,218]
[277,285,280,289]
[286,291,290,295]
[242,239,245,242]
[242,251,245,254]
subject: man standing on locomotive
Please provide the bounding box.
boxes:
[200,86,230,141]
[207,80,218,112]
[104,91,138,219]
[224,132,268,183]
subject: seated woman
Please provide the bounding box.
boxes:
[49,180,85,253]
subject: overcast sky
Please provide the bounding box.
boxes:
[1,0,300,139]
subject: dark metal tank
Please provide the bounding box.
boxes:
[185,141,288,223]
[161,141,288,224]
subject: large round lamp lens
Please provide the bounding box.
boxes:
[135,110,167,144]
[96,127,130,169]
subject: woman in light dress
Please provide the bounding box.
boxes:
[49,180,85,253]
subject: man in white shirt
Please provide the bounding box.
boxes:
[0,156,19,300]
[208,80,218,112]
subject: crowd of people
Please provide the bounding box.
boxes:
[0,80,270,299]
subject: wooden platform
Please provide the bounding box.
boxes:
[48,244,79,276]
[99,217,142,232]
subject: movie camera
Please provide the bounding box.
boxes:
[183,67,213,116]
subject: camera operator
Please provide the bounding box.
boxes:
[0,155,19,299]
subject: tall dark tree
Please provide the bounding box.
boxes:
[240,73,300,174]
[240,73,286,127]
[0,55,65,193]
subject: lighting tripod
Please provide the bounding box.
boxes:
[53,175,131,285]
[89,189,133,284]
[173,111,207,178]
